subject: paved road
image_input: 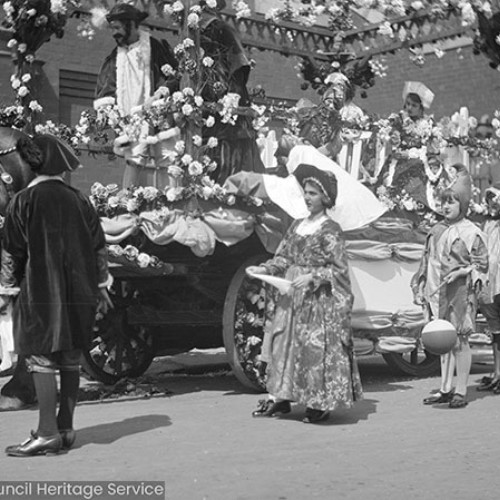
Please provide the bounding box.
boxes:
[0,352,499,500]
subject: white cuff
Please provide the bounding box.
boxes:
[98,274,114,289]
[0,285,20,296]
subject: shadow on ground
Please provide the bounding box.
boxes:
[73,414,171,449]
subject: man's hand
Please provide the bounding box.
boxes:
[97,288,113,318]
[292,273,313,289]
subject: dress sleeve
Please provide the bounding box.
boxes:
[470,233,488,290]
[261,222,296,276]
[309,224,352,301]
[94,52,117,106]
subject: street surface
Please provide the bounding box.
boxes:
[1,349,499,500]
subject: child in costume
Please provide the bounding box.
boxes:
[412,164,488,408]
[477,183,500,393]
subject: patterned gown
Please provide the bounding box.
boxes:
[261,218,363,411]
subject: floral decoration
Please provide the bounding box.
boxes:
[232,275,275,390]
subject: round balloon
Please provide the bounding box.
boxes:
[421,319,457,355]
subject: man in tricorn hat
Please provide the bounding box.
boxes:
[94,2,178,187]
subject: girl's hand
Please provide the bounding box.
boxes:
[246,265,267,276]
[292,273,313,289]
[444,267,470,284]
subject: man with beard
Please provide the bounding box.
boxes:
[94,3,178,188]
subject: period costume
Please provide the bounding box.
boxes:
[261,217,363,411]
[257,164,363,416]
[94,4,178,188]
[0,134,110,456]
[199,7,265,182]
[412,165,488,408]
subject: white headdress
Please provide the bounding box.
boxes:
[402,81,435,109]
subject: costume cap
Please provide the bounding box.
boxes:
[402,81,435,109]
[106,3,148,23]
[294,163,338,208]
[446,163,472,217]
[324,72,350,87]
[33,134,81,175]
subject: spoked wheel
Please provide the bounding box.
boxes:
[81,281,155,385]
[382,345,440,377]
[222,254,271,392]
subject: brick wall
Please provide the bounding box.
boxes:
[1,20,499,194]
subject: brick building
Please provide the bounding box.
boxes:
[0,7,499,194]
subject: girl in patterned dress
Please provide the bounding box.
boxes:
[247,163,363,423]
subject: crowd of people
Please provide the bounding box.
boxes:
[0,1,499,457]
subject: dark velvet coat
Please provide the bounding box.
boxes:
[1,179,106,355]
[95,35,178,101]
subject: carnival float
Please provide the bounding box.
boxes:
[1,0,500,390]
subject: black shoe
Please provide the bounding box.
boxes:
[252,399,291,417]
[303,408,330,424]
[6,431,62,457]
[477,378,499,391]
[59,429,76,450]
[423,391,452,405]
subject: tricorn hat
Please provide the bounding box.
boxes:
[294,163,338,208]
[106,3,148,23]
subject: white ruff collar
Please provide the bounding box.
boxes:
[116,30,152,114]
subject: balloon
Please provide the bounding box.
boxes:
[421,319,457,355]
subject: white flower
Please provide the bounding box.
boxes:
[205,116,215,127]
[187,13,199,28]
[378,21,394,38]
[18,86,29,97]
[410,1,424,11]
[108,196,120,208]
[201,186,214,198]
[206,0,217,8]
[6,39,17,49]
[126,198,139,212]
[181,154,193,165]
[172,1,184,12]
[18,43,27,53]
[21,73,31,83]
[194,96,204,107]
[207,137,218,148]
[168,165,184,177]
[25,54,35,63]
[137,253,151,268]
[193,135,202,146]
[143,186,159,201]
[165,186,184,202]
[11,78,20,90]
[183,38,195,49]
[182,104,194,116]
[175,140,185,153]
[108,245,124,257]
[183,87,195,97]
[28,100,42,112]
[50,0,67,15]
[188,161,203,176]
[26,8,36,16]
[227,195,236,206]
[161,64,175,76]
[202,56,214,67]
[172,91,184,103]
